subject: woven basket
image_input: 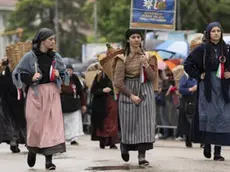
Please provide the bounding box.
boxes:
[5,41,32,72]
[190,33,204,52]
[97,43,124,81]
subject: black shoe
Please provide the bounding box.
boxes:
[46,163,56,170]
[10,145,20,153]
[10,141,20,153]
[70,141,79,145]
[185,141,192,148]
[214,155,225,161]
[121,153,129,162]
[110,145,118,149]
[27,151,36,167]
[203,145,211,159]
[139,160,149,167]
[99,141,105,149]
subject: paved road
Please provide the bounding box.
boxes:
[0,135,230,172]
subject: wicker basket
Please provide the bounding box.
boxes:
[97,43,124,81]
[85,62,101,88]
[190,33,204,52]
[5,41,32,72]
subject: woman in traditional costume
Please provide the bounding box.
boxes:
[91,69,119,149]
[184,22,230,161]
[0,58,26,153]
[114,29,158,167]
[12,28,68,170]
[61,64,87,145]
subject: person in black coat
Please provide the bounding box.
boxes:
[90,70,119,149]
[0,58,26,153]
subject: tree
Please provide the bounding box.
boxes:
[84,0,131,44]
[180,0,230,33]
[7,0,88,58]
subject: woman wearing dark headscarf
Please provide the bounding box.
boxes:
[114,29,158,167]
[91,69,119,149]
[12,28,68,170]
[61,64,87,145]
[184,22,230,161]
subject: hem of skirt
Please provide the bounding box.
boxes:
[121,142,154,151]
[27,143,66,155]
[65,133,84,141]
[193,131,230,146]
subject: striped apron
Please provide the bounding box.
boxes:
[118,78,156,144]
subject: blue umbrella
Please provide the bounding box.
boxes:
[155,40,189,59]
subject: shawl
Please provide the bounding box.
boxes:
[12,50,69,97]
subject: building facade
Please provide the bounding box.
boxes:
[0,0,17,58]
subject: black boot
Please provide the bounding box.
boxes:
[120,144,129,162]
[99,138,105,149]
[203,144,211,159]
[10,140,20,153]
[214,146,225,161]
[185,136,192,148]
[27,151,36,167]
[45,155,56,170]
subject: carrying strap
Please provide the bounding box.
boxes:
[203,48,206,71]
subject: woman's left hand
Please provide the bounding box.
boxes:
[54,69,59,77]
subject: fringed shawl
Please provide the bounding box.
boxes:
[12,50,69,97]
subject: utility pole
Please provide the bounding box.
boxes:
[177,0,181,30]
[93,0,98,42]
[55,0,60,51]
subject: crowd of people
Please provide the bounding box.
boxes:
[0,21,229,170]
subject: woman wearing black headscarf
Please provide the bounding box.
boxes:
[114,29,158,167]
[12,28,68,170]
[184,22,230,161]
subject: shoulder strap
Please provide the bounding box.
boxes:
[203,47,206,71]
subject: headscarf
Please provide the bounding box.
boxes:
[124,29,144,56]
[32,28,54,50]
[66,64,74,70]
[125,29,143,40]
[205,22,223,41]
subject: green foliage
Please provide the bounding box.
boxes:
[84,0,130,44]
[7,0,230,59]
[180,0,230,32]
[7,0,87,57]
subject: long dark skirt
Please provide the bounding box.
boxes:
[192,72,230,145]
[91,95,119,145]
[0,70,26,144]
[178,96,196,141]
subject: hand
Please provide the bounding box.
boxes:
[81,106,87,113]
[140,55,149,67]
[224,71,230,79]
[54,69,59,77]
[130,94,142,105]
[165,85,173,96]
[189,85,197,92]
[103,87,111,93]
[200,73,205,80]
[32,72,41,81]
[158,88,162,93]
